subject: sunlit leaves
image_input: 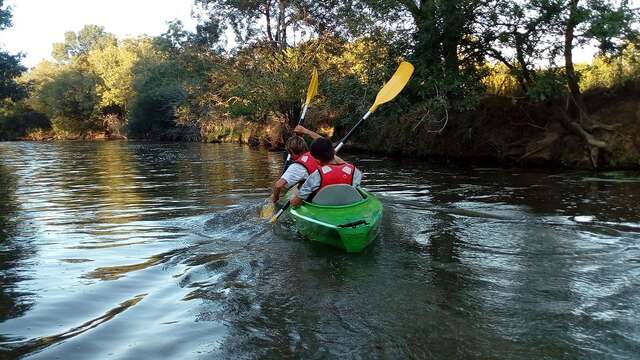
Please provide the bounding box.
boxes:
[52,25,117,62]
[27,65,100,134]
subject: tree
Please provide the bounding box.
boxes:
[193,0,323,50]
[333,0,489,117]
[87,37,158,116]
[0,51,26,100]
[52,25,117,62]
[0,0,11,31]
[0,0,26,101]
[555,0,638,166]
[478,0,560,94]
[127,51,188,138]
[27,64,100,134]
[405,0,486,108]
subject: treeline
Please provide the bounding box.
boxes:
[1,0,639,167]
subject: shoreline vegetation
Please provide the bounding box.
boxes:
[1,1,639,169]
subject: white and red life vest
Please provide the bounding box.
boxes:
[293,152,320,174]
[318,163,355,188]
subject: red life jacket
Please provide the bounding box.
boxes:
[293,152,320,175]
[318,163,356,188]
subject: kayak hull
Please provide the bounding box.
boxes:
[287,187,382,253]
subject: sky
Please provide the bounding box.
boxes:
[0,0,197,67]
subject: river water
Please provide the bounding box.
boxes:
[0,142,638,359]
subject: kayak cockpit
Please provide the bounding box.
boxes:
[311,184,364,206]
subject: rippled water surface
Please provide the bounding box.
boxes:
[0,142,639,359]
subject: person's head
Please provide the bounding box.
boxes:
[310,137,335,164]
[285,135,308,157]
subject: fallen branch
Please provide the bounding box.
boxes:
[568,120,607,149]
[518,131,560,162]
[513,122,547,130]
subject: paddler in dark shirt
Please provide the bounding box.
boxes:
[290,137,363,207]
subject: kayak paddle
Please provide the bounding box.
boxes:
[283,67,318,168]
[269,61,414,223]
[261,68,319,219]
[334,61,414,151]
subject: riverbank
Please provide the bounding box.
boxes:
[16,91,640,170]
[346,90,640,169]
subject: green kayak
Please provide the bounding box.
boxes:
[285,186,383,253]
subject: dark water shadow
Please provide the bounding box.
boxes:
[0,161,37,325]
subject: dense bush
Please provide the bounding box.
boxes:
[0,101,50,140]
[127,60,187,138]
[28,66,100,134]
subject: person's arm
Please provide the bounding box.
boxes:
[292,171,321,207]
[271,163,307,203]
[294,125,322,140]
[270,178,288,203]
[352,167,363,186]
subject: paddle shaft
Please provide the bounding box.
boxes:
[283,103,309,165]
[273,201,291,220]
[334,111,371,152]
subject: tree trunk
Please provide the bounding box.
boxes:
[278,0,287,50]
[441,0,462,82]
[265,0,276,48]
[564,0,591,129]
[411,0,440,78]
[514,33,533,92]
[562,0,607,167]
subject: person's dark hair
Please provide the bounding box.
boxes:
[286,135,308,156]
[310,137,334,163]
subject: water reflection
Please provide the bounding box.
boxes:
[0,161,36,325]
[3,293,146,358]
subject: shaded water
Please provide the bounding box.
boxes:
[0,142,639,359]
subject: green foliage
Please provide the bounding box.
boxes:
[0,0,12,31]
[126,30,219,139]
[127,57,187,138]
[193,34,401,132]
[0,0,29,141]
[482,63,522,97]
[0,1,26,102]
[526,69,567,101]
[52,25,117,62]
[0,51,26,101]
[87,37,158,113]
[319,35,401,126]
[193,0,318,50]
[580,43,640,90]
[7,0,640,143]
[27,64,100,134]
[222,42,324,123]
[584,0,639,53]
[0,100,50,140]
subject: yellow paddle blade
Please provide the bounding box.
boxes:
[305,68,319,105]
[260,202,275,219]
[369,61,414,114]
